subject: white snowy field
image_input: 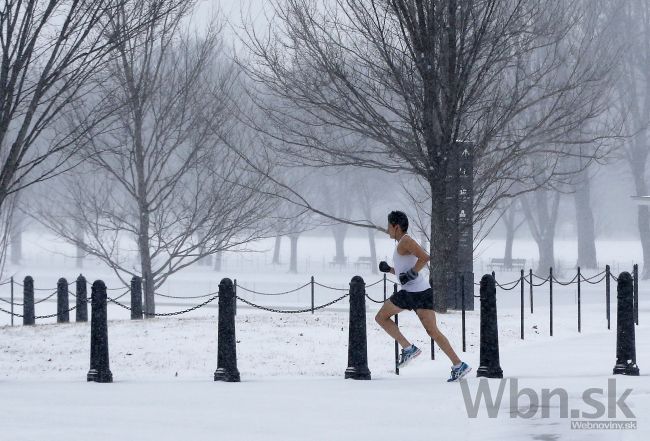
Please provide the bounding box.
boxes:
[0,233,648,440]
[0,280,647,440]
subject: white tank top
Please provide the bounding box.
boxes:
[393,235,430,292]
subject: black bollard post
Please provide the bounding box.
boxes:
[130,276,143,320]
[476,274,503,378]
[23,276,35,326]
[76,275,88,323]
[214,278,240,382]
[345,276,371,380]
[613,272,640,376]
[57,278,70,323]
[87,280,113,383]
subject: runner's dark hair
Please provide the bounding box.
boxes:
[388,211,409,232]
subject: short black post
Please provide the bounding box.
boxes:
[633,264,639,325]
[311,276,315,314]
[345,276,371,380]
[529,269,534,314]
[214,278,240,382]
[130,276,143,320]
[23,276,35,326]
[520,269,524,340]
[393,283,399,375]
[461,274,466,352]
[57,278,70,323]
[606,265,611,330]
[577,267,581,333]
[549,267,554,337]
[75,275,88,322]
[613,272,640,376]
[476,274,503,378]
[87,280,113,383]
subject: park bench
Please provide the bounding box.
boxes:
[490,257,526,271]
[354,256,374,271]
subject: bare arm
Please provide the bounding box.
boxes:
[398,236,430,273]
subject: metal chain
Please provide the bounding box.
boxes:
[552,273,580,286]
[365,279,384,287]
[34,305,78,320]
[236,282,312,296]
[495,278,521,291]
[108,294,219,316]
[366,277,397,287]
[581,273,608,285]
[0,297,21,306]
[155,291,219,299]
[235,293,349,313]
[0,306,21,316]
[580,270,606,282]
[313,282,348,291]
[34,290,59,304]
[524,275,550,287]
[365,293,385,304]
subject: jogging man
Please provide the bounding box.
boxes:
[375,210,471,382]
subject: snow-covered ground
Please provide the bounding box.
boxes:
[0,234,647,440]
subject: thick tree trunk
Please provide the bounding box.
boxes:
[289,234,299,273]
[535,234,555,275]
[503,208,516,267]
[133,108,154,317]
[633,168,650,279]
[574,173,598,269]
[367,228,378,274]
[272,235,282,264]
[75,216,84,269]
[214,251,222,272]
[522,190,560,276]
[429,179,454,313]
[10,221,21,265]
[137,222,155,318]
[332,224,347,264]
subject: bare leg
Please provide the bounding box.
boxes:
[415,309,462,365]
[375,300,411,348]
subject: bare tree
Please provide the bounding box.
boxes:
[521,188,561,274]
[572,163,598,269]
[239,0,617,310]
[34,7,275,316]
[500,199,526,268]
[0,0,186,212]
[615,0,650,278]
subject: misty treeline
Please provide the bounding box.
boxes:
[1,1,650,314]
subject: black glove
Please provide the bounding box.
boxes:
[399,268,418,285]
[378,261,392,273]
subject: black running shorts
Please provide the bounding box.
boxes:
[389,287,434,311]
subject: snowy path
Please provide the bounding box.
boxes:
[0,298,647,441]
